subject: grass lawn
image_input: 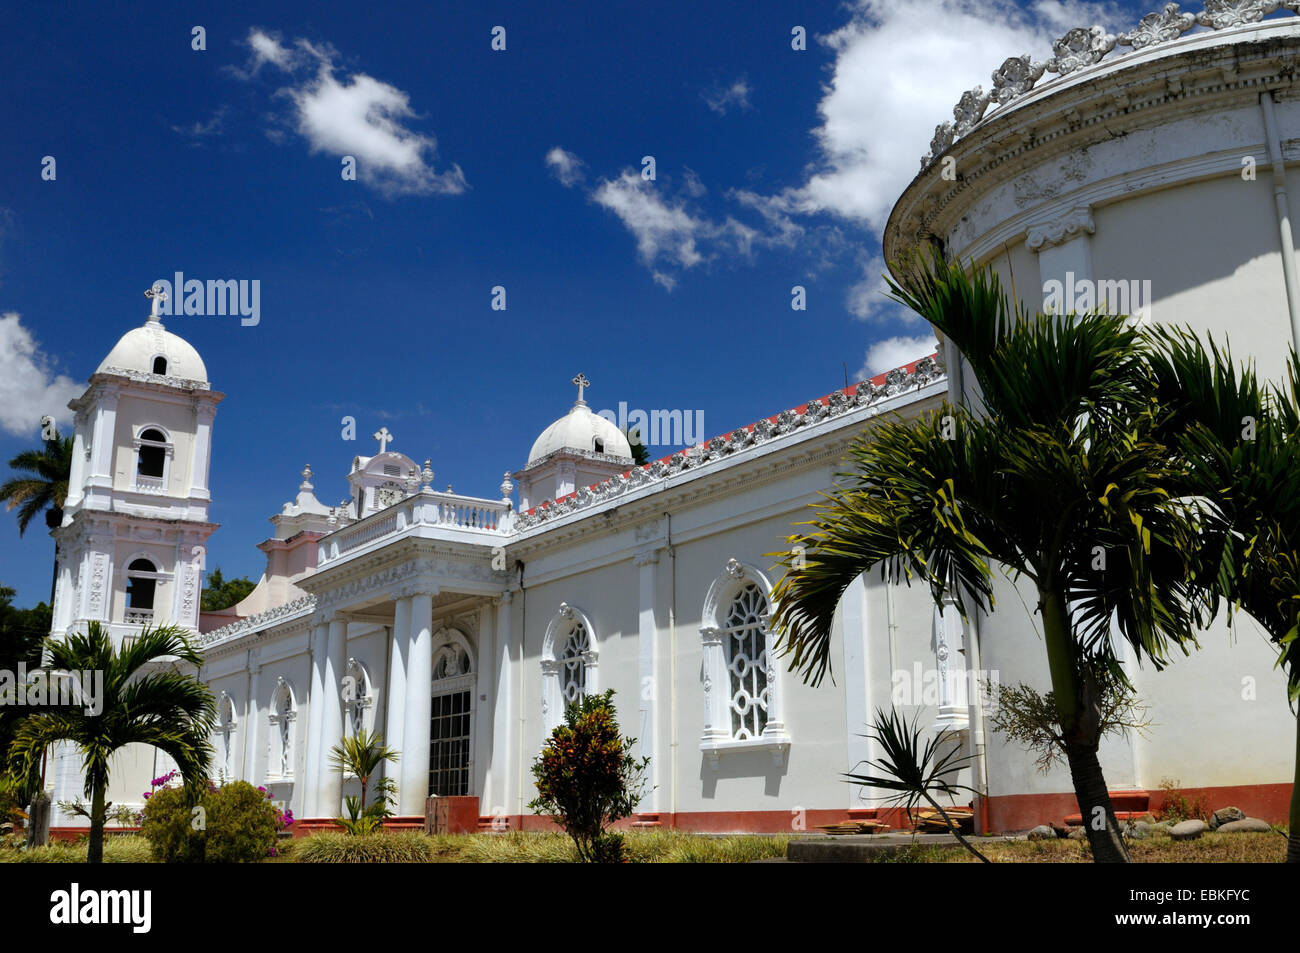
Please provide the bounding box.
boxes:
[2,828,1288,862]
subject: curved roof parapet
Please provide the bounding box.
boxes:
[886,8,1300,265]
[918,2,1299,174]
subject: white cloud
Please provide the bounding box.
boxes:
[861,332,939,379]
[545,146,586,187]
[763,0,1124,235]
[171,106,227,142]
[0,313,81,437]
[704,77,752,115]
[592,171,708,269]
[238,28,466,197]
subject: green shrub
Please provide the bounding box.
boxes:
[139,786,205,863]
[528,690,649,863]
[293,832,434,863]
[141,780,284,862]
[205,781,283,862]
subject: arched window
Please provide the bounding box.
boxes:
[125,557,158,623]
[152,356,168,375]
[700,559,790,764]
[267,678,297,781]
[430,631,475,797]
[541,603,597,731]
[593,436,605,453]
[342,658,375,738]
[134,427,171,489]
[216,692,238,780]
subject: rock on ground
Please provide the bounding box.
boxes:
[1170,819,1208,841]
[1216,817,1272,833]
[1210,807,1245,829]
[1027,825,1055,841]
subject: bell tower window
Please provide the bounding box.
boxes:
[152,356,168,375]
[126,557,158,624]
[133,427,172,491]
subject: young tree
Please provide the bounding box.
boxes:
[327,730,399,835]
[200,568,257,612]
[7,622,216,863]
[528,690,648,862]
[770,252,1209,863]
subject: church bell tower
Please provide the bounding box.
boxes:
[51,286,223,645]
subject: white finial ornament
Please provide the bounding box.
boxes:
[300,464,313,489]
[373,427,393,454]
[572,372,590,405]
[421,460,435,489]
[144,284,168,324]
[500,471,514,499]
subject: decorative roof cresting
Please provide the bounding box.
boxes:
[920,1,1299,171]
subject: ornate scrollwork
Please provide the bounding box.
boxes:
[1118,3,1198,47]
[1047,26,1117,75]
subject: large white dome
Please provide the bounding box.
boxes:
[96,318,208,384]
[527,402,632,466]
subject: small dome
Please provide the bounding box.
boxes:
[96,318,208,384]
[527,402,632,466]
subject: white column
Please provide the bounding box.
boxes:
[384,594,411,781]
[841,574,871,809]
[474,601,495,808]
[634,548,660,812]
[302,620,328,818]
[316,616,349,818]
[491,592,514,822]
[243,663,261,783]
[399,591,435,817]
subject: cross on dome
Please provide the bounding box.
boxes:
[572,373,590,405]
[144,284,168,324]
[373,427,394,454]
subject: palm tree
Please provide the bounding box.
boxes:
[0,434,74,534]
[769,252,1208,863]
[6,622,216,863]
[1145,328,1300,862]
[328,730,399,834]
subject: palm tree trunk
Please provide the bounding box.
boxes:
[87,784,105,864]
[1288,708,1300,864]
[1040,587,1130,863]
[1064,740,1130,863]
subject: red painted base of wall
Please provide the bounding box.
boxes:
[985,782,1293,832]
[49,826,140,843]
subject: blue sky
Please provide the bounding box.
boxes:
[0,0,1156,604]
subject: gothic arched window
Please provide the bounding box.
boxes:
[542,603,597,731]
[267,678,297,781]
[723,581,769,740]
[430,632,475,797]
[342,658,375,738]
[700,560,790,764]
[216,692,238,781]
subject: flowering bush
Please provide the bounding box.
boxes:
[140,780,286,863]
[528,690,648,863]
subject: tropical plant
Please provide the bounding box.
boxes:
[0,434,73,535]
[848,707,988,862]
[769,251,1210,863]
[1145,328,1300,862]
[328,730,399,835]
[528,689,649,863]
[6,622,216,863]
[624,427,651,466]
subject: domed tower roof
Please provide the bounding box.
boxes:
[96,289,208,385]
[527,373,631,465]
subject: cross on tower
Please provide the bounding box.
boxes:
[373,427,394,454]
[144,284,168,320]
[572,373,590,405]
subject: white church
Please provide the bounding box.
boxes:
[45,8,1300,835]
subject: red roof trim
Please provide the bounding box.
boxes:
[523,355,938,515]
